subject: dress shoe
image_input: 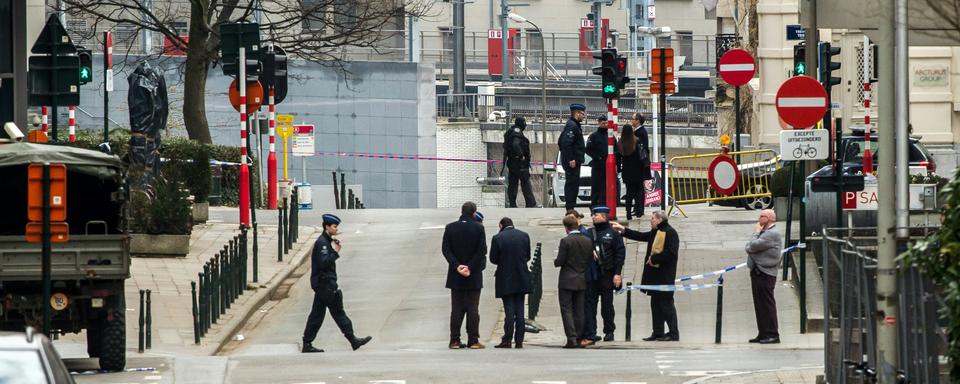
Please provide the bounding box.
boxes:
[514,342,523,349]
[642,334,665,341]
[468,342,486,349]
[562,340,579,349]
[603,333,615,342]
[449,340,464,349]
[656,335,679,342]
[349,335,372,351]
[301,343,324,353]
[588,335,601,342]
[494,341,512,349]
[757,337,780,344]
[748,336,762,343]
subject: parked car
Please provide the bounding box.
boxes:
[0,328,76,384]
[546,136,626,207]
[833,128,936,175]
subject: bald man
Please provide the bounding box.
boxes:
[745,209,783,344]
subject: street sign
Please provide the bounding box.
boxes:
[25,222,69,243]
[292,125,315,157]
[27,164,66,222]
[276,114,295,124]
[228,79,264,112]
[708,156,740,196]
[775,76,828,129]
[31,15,77,55]
[220,22,261,76]
[650,48,674,83]
[649,82,676,95]
[843,182,934,211]
[779,129,829,160]
[718,48,756,87]
[786,24,805,41]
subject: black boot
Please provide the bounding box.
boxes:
[301,342,324,353]
[348,335,372,351]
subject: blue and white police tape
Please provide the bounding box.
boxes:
[71,367,158,375]
[675,263,747,283]
[617,283,723,294]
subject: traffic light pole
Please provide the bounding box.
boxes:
[605,97,618,219]
[103,31,112,146]
[659,52,667,212]
[238,47,251,228]
[268,87,278,209]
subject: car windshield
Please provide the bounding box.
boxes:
[0,349,49,384]
[842,139,926,163]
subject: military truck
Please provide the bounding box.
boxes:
[0,142,129,371]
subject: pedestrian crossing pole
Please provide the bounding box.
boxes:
[605,97,619,219]
[267,86,278,209]
[67,106,75,142]
[238,47,251,227]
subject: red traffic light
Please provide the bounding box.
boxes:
[617,59,626,71]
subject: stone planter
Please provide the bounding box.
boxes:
[774,196,802,221]
[131,233,190,257]
[192,201,209,223]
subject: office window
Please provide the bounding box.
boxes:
[302,0,326,32]
[676,31,693,64]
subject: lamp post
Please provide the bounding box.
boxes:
[508,13,548,207]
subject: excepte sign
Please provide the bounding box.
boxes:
[780,129,829,160]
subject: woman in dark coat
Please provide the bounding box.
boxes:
[618,112,652,219]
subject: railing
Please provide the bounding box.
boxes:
[668,150,780,207]
[192,229,248,344]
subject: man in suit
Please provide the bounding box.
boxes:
[489,217,532,349]
[555,215,593,348]
[441,202,488,349]
[301,214,373,353]
[581,206,625,345]
[559,104,587,210]
[612,210,680,341]
[745,209,783,344]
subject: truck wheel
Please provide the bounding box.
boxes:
[86,318,102,358]
[99,308,126,371]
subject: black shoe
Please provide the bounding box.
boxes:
[349,335,372,351]
[757,337,780,344]
[301,343,324,353]
[603,333,614,342]
[642,334,664,341]
[449,340,464,349]
[562,340,579,349]
[749,336,762,343]
[514,342,523,349]
[588,335,601,342]
[494,341,511,349]
[656,335,679,342]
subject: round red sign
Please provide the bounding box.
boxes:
[718,48,756,87]
[775,76,828,129]
[708,156,741,196]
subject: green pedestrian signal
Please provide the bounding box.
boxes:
[77,48,93,84]
[79,67,91,82]
[795,62,806,75]
[603,84,616,94]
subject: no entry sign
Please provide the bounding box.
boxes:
[708,156,740,196]
[718,48,756,87]
[776,76,828,129]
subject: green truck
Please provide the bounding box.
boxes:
[0,142,129,371]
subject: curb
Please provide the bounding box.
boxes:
[681,366,824,384]
[201,226,321,356]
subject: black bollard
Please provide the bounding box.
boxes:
[222,251,231,310]
[191,281,200,344]
[290,188,298,243]
[241,229,248,287]
[138,289,145,353]
[355,197,360,210]
[348,189,355,209]
[715,275,724,344]
[252,221,259,284]
[145,290,152,349]
[277,206,283,262]
[282,198,290,254]
[625,282,632,342]
[340,173,346,209]
[332,171,340,209]
[198,272,206,336]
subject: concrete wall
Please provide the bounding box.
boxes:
[436,122,485,208]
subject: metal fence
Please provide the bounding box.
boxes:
[820,227,945,383]
[668,150,780,208]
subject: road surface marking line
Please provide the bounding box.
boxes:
[144,376,162,380]
[369,381,406,384]
[532,381,567,384]
[719,64,754,71]
[777,97,826,107]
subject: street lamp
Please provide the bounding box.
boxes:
[508,12,549,207]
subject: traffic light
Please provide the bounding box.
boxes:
[819,42,841,89]
[258,45,288,103]
[592,48,618,99]
[77,47,93,84]
[220,22,261,76]
[793,42,806,76]
[243,57,261,82]
[615,56,630,90]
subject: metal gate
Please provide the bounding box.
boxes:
[668,149,780,207]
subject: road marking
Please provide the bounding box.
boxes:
[418,225,445,230]
[531,381,567,384]
[609,382,647,384]
[144,376,162,380]
[370,381,406,384]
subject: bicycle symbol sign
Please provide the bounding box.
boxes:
[779,130,828,161]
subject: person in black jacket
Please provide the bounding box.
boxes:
[619,113,652,220]
[441,202,488,349]
[489,217,532,349]
[301,214,373,353]
[558,104,587,210]
[586,117,621,208]
[555,215,593,348]
[504,117,537,208]
[612,210,680,341]
[581,206,625,345]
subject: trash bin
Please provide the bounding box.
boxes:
[297,182,312,210]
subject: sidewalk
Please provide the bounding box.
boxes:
[57,219,320,358]
[684,367,823,383]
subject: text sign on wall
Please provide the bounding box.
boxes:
[913,65,949,87]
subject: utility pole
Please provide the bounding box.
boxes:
[500,0,509,83]
[453,0,466,117]
[595,1,603,53]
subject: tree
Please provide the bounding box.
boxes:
[61,0,437,143]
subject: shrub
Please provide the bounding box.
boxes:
[768,163,805,197]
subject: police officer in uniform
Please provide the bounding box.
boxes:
[586,116,621,207]
[504,117,537,208]
[580,206,625,345]
[559,104,587,210]
[301,214,373,353]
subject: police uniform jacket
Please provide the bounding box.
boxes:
[489,226,532,298]
[586,128,621,171]
[310,232,341,292]
[623,221,680,294]
[587,222,626,278]
[503,126,531,171]
[558,118,585,168]
[442,214,488,290]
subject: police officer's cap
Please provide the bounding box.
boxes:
[570,103,586,112]
[474,211,484,222]
[597,116,607,123]
[591,206,610,214]
[322,214,341,225]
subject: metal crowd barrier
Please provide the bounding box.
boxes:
[192,229,248,343]
[668,149,780,208]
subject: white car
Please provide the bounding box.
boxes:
[546,137,626,207]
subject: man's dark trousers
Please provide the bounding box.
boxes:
[500,294,525,344]
[649,292,679,338]
[582,276,615,339]
[450,289,482,343]
[563,165,580,211]
[750,269,779,338]
[558,288,584,342]
[507,168,537,208]
[302,289,354,343]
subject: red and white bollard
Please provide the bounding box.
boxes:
[862,37,874,175]
[605,98,619,219]
[238,47,251,227]
[41,106,48,133]
[68,106,76,142]
[267,86,278,209]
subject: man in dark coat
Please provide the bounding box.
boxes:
[612,210,680,341]
[558,104,587,210]
[301,214,373,353]
[504,117,537,208]
[586,117,621,208]
[555,215,593,348]
[581,206,625,345]
[489,217,532,349]
[441,201,488,349]
[619,112,652,219]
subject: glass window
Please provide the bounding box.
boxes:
[0,349,49,384]
[302,0,326,32]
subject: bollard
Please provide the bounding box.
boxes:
[191,281,200,344]
[528,243,543,320]
[348,189,355,209]
[282,198,290,254]
[241,229,248,288]
[277,206,284,262]
[332,171,340,209]
[355,197,361,210]
[145,290,152,349]
[625,282,632,342]
[222,251,231,310]
[198,272,206,336]
[253,222,259,283]
[340,173,346,209]
[290,188,298,243]
[138,289,145,353]
[714,275,724,344]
